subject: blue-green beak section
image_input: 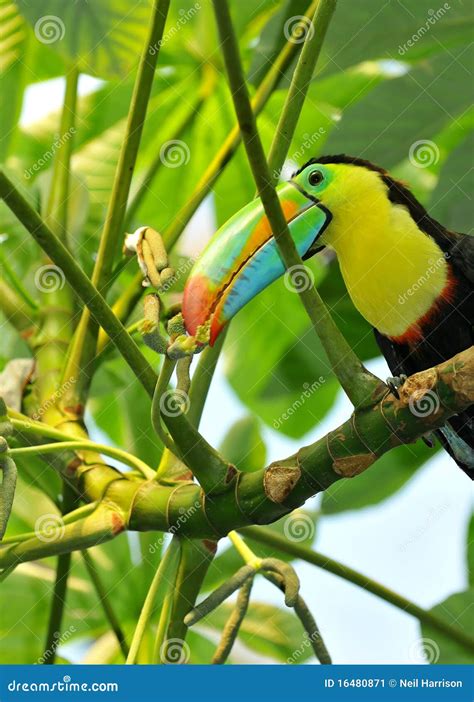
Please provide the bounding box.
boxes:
[183,181,330,345]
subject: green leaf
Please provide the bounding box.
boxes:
[322,441,438,514]
[421,588,474,664]
[324,45,474,169]
[225,258,340,438]
[89,356,163,469]
[248,0,309,87]
[15,0,153,79]
[429,130,474,234]
[0,1,65,160]
[219,416,266,472]
[320,0,474,74]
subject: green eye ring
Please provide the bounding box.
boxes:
[308,169,324,186]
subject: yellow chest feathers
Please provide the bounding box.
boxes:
[320,175,449,338]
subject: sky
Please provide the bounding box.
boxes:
[20,77,473,665]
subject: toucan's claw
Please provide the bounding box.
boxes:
[386,374,408,399]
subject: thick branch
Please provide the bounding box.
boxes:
[3,349,472,565]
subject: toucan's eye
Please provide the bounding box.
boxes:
[308,169,324,186]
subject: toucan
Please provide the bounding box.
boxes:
[182,155,474,478]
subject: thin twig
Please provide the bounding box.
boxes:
[63,0,172,402]
[9,442,154,480]
[81,550,129,659]
[264,571,331,664]
[126,537,181,664]
[212,577,253,664]
[241,525,474,653]
[0,171,157,396]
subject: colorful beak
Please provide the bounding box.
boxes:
[182,181,330,345]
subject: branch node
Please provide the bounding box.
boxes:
[264,464,301,503]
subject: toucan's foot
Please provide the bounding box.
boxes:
[386,374,408,399]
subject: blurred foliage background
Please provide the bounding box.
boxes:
[0,0,472,664]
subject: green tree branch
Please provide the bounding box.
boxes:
[212,0,384,409]
[0,170,157,396]
[240,525,474,653]
[63,0,172,406]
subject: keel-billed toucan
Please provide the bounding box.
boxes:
[182,155,474,478]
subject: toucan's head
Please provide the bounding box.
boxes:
[182,155,397,345]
